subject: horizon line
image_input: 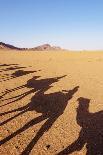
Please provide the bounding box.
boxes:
[1,41,103,51]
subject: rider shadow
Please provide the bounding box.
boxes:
[0,64,18,67]
[0,63,32,82]
[0,72,40,102]
[0,75,67,122]
[58,97,103,155]
[0,75,68,125]
[0,77,79,155]
[2,66,26,71]
[0,75,65,106]
[0,68,36,82]
[11,69,37,77]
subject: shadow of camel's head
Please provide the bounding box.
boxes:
[77,97,90,110]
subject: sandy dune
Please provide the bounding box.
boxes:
[0,50,103,155]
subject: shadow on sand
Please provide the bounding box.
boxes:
[0,64,36,82]
[0,64,80,154]
[58,97,103,155]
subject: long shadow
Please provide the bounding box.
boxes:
[0,68,37,82]
[0,75,65,106]
[0,63,40,83]
[11,70,37,77]
[0,64,80,154]
[0,64,26,73]
[58,97,103,155]
[0,75,66,121]
[0,85,26,100]
[0,76,40,101]
[0,85,79,155]
[0,64,39,100]
[0,64,18,67]
[2,66,26,71]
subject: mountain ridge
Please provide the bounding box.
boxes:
[0,42,62,51]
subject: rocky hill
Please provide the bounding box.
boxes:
[30,44,61,51]
[0,42,23,50]
[0,42,62,51]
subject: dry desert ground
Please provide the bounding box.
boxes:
[0,50,103,155]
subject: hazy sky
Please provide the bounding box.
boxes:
[1,0,103,50]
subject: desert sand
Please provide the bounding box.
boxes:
[0,49,103,155]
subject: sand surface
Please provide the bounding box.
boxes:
[0,50,103,155]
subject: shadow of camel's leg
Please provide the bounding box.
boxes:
[0,109,28,126]
[2,88,33,101]
[21,114,60,155]
[57,129,86,155]
[0,85,25,99]
[0,105,28,116]
[0,114,47,146]
[0,89,34,108]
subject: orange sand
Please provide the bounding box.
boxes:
[0,50,103,155]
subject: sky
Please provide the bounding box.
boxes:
[0,0,103,50]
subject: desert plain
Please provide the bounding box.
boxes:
[0,49,103,155]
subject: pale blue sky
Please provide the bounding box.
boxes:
[0,0,103,50]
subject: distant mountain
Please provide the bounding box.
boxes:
[0,42,62,51]
[30,44,61,51]
[0,42,22,50]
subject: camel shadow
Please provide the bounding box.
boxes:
[0,73,79,154]
[0,75,67,124]
[0,64,18,67]
[58,97,103,155]
[0,63,36,82]
[0,75,65,106]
